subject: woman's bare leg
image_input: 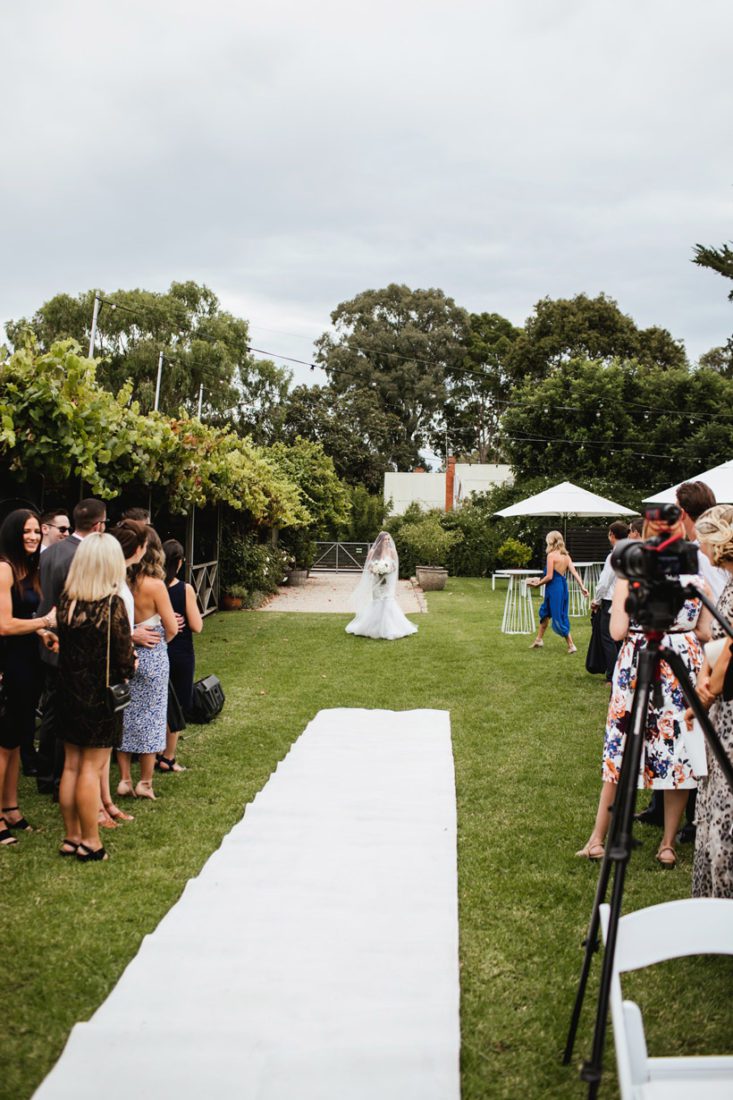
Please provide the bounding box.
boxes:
[577,781,616,855]
[2,748,20,820]
[660,789,688,855]
[77,748,110,851]
[532,618,550,645]
[59,743,82,843]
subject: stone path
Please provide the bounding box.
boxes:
[260,572,426,614]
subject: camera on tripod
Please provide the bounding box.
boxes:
[609,503,699,630]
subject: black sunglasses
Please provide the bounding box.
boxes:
[49,524,71,533]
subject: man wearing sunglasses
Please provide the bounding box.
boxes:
[40,510,71,552]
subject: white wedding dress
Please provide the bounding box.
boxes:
[345,534,418,641]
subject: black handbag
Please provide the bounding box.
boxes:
[106,596,131,715]
[186,674,225,723]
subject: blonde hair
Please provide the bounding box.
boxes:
[695,505,733,566]
[64,533,127,602]
[545,530,569,556]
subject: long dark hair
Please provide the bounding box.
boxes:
[0,509,41,592]
[163,539,185,585]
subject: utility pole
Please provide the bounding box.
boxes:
[153,351,164,412]
[88,293,101,358]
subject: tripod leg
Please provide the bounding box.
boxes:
[581,646,657,1099]
[562,647,650,1065]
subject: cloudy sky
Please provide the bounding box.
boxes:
[2,0,732,386]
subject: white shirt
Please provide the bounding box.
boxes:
[594,552,616,604]
[694,542,728,604]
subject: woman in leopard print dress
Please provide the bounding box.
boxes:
[692,505,733,899]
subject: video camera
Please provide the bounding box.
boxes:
[610,503,700,630]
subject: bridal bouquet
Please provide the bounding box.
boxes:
[369,559,394,577]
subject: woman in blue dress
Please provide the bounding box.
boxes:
[527,530,588,654]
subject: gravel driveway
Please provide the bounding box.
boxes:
[259,572,426,614]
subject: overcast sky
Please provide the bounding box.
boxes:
[2,0,732,386]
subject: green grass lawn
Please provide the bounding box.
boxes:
[2,579,731,1099]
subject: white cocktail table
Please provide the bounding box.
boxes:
[500,569,543,634]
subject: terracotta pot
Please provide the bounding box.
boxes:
[220,594,244,610]
[288,568,309,587]
[416,565,448,591]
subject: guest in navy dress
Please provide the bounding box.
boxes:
[527,531,588,655]
[0,509,57,844]
[157,540,203,774]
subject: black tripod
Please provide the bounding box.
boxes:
[563,584,733,1098]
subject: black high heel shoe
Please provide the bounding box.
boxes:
[76,843,109,862]
[2,806,33,831]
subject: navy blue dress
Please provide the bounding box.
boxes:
[0,577,44,752]
[167,580,196,713]
[538,571,570,638]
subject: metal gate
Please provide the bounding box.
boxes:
[312,541,371,572]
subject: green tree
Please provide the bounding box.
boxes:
[498,356,733,493]
[693,240,733,297]
[0,339,307,525]
[439,311,521,462]
[268,438,351,538]
[278,383,397,492]
[505,293,687,382]
[315,284,470,470]
[5,281,291,423]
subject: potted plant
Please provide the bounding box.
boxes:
[400,517,462,591]
[220,583,248,610]
[282,530,315,586]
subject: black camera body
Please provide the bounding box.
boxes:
[610,533,700,631]
[611,534,699,586]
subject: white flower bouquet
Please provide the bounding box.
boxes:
[369,558,394,577]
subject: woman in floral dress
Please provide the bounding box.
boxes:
[577,516,712,867]
[691,505,733,898]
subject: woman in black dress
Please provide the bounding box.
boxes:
[0,509,56,846]
[157,540,203,773]
[56,534,135,861]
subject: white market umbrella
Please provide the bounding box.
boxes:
[495,480,635,522]
[643,459,733,506]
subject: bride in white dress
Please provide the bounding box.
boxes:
[345,532,418,640]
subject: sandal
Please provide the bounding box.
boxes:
[116,779,135,798]
[656,845,677,869]
[98,808,118,829]
[575,842,605,862]
[2,806,33,832]
[567,644,578,655]
[59,839,80,857]
[0,817,19,847]
[134,780,156,800]
[76,843,108,862]
[529,639,544,649]
[104,802,134,822]
[155,755,186,774]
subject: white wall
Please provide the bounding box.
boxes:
[384,472,445,515]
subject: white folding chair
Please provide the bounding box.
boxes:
[599,898,733,1099]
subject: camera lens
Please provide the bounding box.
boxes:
[644,503,681,524]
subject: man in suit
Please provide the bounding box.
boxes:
[35,499,107,794]
[591,521,630,683]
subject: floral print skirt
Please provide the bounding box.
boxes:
[602,631,703,789]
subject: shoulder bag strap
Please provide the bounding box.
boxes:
[106,594,113,690]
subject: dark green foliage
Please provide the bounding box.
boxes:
[499,357,733,493]
[6,281,290,424]
[335,485,389,541]
[315,283,470,470]
[277,383,397,492]
[693,240,733,299]
[219,529,286,595]
[439,311,521,462]
[505,292,686,382]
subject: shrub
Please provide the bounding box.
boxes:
[220,531,283,596]
[496,537,532,568]
[400,516,463,568]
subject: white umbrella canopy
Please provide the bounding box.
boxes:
[643,459,733,506]
[495,480,635,519]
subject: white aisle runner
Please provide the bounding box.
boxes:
[36,708,460,1100]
